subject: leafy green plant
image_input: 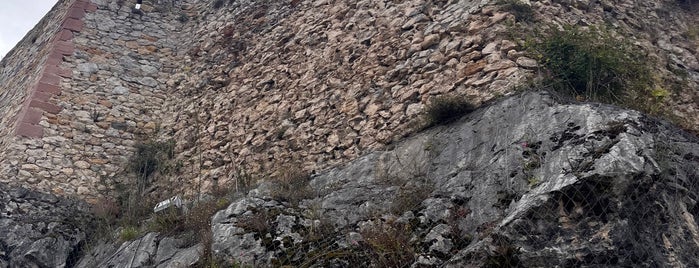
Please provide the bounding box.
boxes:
[526,25,654,106]
[423,95,477,126]
[498,0,535,22]
[119,226,140,241]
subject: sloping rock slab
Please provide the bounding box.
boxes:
[211,91,699,267]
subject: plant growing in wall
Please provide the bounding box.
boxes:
[497,0,535,22]
[423,95,477,126]
[128,140,175,192]
[525,25,655,107]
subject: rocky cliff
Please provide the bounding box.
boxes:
[0,183,94,267]
[0,0,698,267]
[75,91,699,267]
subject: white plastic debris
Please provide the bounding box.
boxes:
[153,195,183,213]
[135,3,141,9]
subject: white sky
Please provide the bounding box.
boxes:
[0,0,58,60]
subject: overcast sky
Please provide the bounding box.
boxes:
[0,0,58,60]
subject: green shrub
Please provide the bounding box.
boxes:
[119,226,140,241]
[424,95,477,126]
[527,25,654,105]
[498,0,535,22]
[129,140,175,181]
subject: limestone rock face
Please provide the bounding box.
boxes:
[75,232,202,268]
[206,91,699,267]
[0,183,94,268]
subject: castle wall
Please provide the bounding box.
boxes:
[0,0,81,187]
[0,0,178,201]
[155,0,529,195]
[0,0,697,201]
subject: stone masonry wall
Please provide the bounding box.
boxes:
[0,0,179,201]
[0,0,82,186]
[156,0,529,196]
[154,0,699,197]
[0,0,697,201]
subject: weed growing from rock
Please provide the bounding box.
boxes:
[525,25,654,107]
[423,95,477,126]
[129,140,175,189]
[484,236,521,268]
[119,226,140,241]
[498,0,535,22]
[359,221,416,267]
[390,180,434,216]
[269,166,313,206]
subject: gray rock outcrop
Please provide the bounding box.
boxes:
[75,232,202,268]
[71,91,699,267]
[0,184,94,268]
[207,91,699,267]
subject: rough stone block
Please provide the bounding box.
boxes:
[54,41,75,55]
[74,0,98,12]
[22,108,43,125]
[59,69,72,78]
[36,82,61,95]
[73,0,90,8]
[16,123,43,138]
[30,100,62,114]
[46,53,63,66]
[63,18,84,32]
[43,65,72,78]
[86,3,98,12]
[57,30,73,41]
[68,7,86,19]
[31,91,53,102]
[40,73,61,86]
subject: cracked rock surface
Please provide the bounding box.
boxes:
[206,91,699,267]
[0,184,94,268]
[72,91,699,267]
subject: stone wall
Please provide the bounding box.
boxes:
[0,0,180,201]
[155,0,699,197]
[0,0,79,187]
[0,0,697,201]
[155,0,532,196]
